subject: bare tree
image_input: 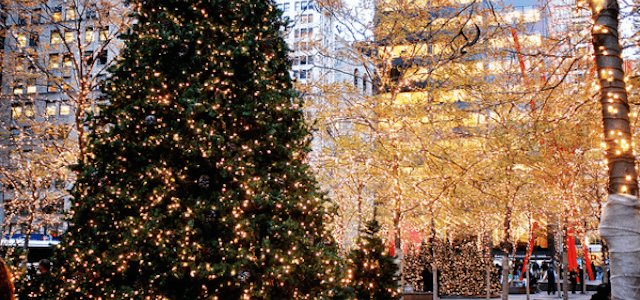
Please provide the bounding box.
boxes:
[0,0,131,264]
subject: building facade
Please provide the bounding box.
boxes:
[0,0,129,242]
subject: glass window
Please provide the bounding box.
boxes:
[23,126,33,136]
[283,3,290,11]
[64,31,74,42]
[49,54,60,69]
[50,30,61,44]
[86,6,97,19]
[11,106,22,118]
[26,80,37,94]
[13,83,24,95]
[60,104,71,115]
[52,7,62,22]
[85,27,94,42]
[63,54,73,68]
[48,81,58,93]
[32,9,43,24]
[46,102,57,116]
[66,8,76,20]
[24,103,35,118]
[99,27,109,41]
[97,50,108,64]
[295,1,300,10]
[15,56,25,71]
[17,33,27,47]
[29,33,38,47]
[84,51,94,65]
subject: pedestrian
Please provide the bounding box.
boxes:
[547,265,556,295]
[590,283,611,300]
[569,269,578,294]
[0,257,15,300]
[23,259,54,300]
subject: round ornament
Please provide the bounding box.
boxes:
[198,175,210,189]
[178,43,189,57]
[238,271,250,282]
[145,115,156,125]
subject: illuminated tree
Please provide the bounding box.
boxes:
[50,0,342,298]
[588,0,640,298]
[343,219,400,300]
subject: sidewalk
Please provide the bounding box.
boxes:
[440,291,596,300]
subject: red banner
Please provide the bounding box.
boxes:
[567,227,578,273]
[521,222,538,280]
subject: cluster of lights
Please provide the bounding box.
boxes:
[47,0,346,299]
[590,2,637,195]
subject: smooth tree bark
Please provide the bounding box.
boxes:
[588,0,640,299]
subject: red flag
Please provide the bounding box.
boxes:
[567,228,578,272]
[389,240,395,257]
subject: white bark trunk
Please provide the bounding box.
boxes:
[433,264,438,300]
[502,255,509,300]
[599,194,640,300]
[487,261,491,300]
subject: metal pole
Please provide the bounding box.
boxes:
[582,259,587,294]
[526,262,530,300]
[563,252,569,300]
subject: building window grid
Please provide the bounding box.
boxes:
[300,14,313,24]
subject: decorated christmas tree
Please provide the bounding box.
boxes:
[342,220,400,300]
[50,0,342,298]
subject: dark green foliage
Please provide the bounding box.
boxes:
[343,220,400,300]
[50,0,342,298]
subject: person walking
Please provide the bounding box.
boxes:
[0,257,15,300]
[570,270,578,294]
[547,265,556,295]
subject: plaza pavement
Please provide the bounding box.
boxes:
[439,291,596,300]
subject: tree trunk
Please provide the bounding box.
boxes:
[587,0,640,298]
[588,0,637,195]
[486,258,492,300]
[502,254,509,300]
[599,194,640,300]
[433,264,439,300]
